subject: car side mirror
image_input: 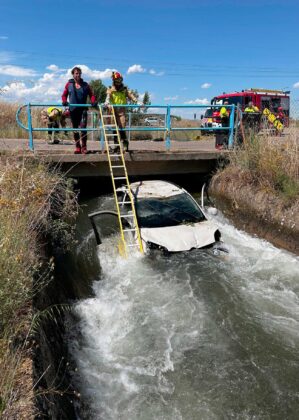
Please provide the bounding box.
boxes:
[207,207,218,216]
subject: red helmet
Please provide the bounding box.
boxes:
[112,71,123,81]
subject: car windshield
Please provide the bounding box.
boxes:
[204,109,213,117]
[135,193,206,228]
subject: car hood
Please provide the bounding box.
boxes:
[141,220,218,252]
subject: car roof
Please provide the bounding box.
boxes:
[129,180,184,198]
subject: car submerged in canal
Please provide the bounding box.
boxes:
[89,180,225,254]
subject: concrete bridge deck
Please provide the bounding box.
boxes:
[0,137,223,177]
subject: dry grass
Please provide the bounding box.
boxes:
[0,101,45,139]
[0,100,204,142]
[227,124,299,201]
[0,156,78,417]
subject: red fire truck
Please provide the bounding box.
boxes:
[210,88,290,125]
[211,88,290,112]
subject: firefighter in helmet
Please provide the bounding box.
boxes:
[243,101,260,134]
[215,101,230,149]
[40,106,69,144]
[244,101,259,113]
[105,71,138,151]
[220,100,230,128]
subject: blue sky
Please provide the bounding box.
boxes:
[1,0,299,110]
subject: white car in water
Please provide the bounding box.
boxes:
[118,180,223,253]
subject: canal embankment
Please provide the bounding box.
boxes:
[1,129,298,418]
[209,167,299,256]
[209,134,299,256]
[0,156,81,419]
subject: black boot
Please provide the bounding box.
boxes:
[121,132,129,152]
[123,139,129,152]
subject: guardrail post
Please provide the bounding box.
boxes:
[228,104,235,149]
[99,108,105,150]
[27,103,34,151]
[91,111,96,141]
[128,112,131,143]
[166,105,171,150]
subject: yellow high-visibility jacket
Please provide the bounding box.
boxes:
[47,107,63,120]
[244,105,259,113]
[105,85,137,105]
[220,106,229,118]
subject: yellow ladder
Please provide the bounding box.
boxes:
[99,105,144,257]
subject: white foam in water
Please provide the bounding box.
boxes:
[70,208,299,419]
[70,234,207,419]
[212,212,299,346]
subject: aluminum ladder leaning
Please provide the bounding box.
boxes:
[99,105,144,257]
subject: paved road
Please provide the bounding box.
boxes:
[0,137,219,156]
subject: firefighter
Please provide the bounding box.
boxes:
[244,101,259,113]
[105,71,138,152]
[220,100,230,127]
[276,106,285,124]
[215,101,230,150]
[244,101,260,133]
[40,106,68,144]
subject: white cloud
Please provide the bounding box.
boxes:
[201,82,211,89]
[67,64,115,80]
[138,91,155,102]
[149,69,165,76]
[293,82,299,89]
[46,64,60,72]
[184,98,209,105]
[180,87,188,91]
[1,64,116,103]
[2,74,65,103]
[164,95,178,101]
[127,64,146,74]
[0,65,37,77]
[0,36,8,40]
[125,65,164,76]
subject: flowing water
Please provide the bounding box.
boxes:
[69,196,299,420]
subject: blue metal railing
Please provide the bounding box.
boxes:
[16,103,236,151]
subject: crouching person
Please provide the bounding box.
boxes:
[40,106,68,144]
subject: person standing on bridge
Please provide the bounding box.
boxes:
[104,71,138,152]
[62,66,97,154]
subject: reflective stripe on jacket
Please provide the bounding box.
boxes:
[106,85,137,105]
[110,89,127,105]
[244,106,259,113]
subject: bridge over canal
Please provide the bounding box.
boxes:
[1,137,223,178]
